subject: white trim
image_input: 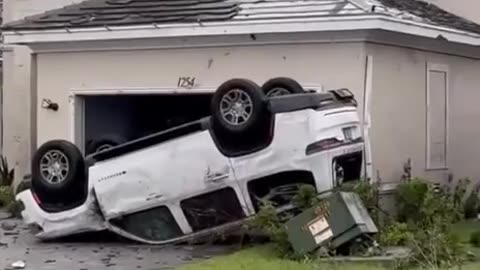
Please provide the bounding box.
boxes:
[68,94,76,146]
[70,86,217,96]
[30,54,38,159]
[16,30,480,60]
[425,62,449,171]
[69,83,324,96]
[68,94,85,154]
[362,55,374,181]
[27,34,366,54]
[4,15,480,47]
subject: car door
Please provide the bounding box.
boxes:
[88,129,243,227]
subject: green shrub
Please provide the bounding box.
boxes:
[6,200,23,218]
[248,201,292,258]
[380,222,412,246]
[292,184,319,210]
[396,178,463,228]
[453,178,470,211]
[406,225,466,269]
[422,185,461,228]
[470,230,480,247]
[340,180,378,208]
[0,185,14,207]
[350,181,379,210]
[393,178,468,268]
[395,179,430,223]
[464,184,480,219]
[0,156,14,186]
[339,180,380,215]
[0,185,22,217]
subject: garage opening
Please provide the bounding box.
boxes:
[82,94,212,155]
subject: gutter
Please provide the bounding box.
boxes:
[3,15,480,46]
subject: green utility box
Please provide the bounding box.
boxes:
[285,191,378,255]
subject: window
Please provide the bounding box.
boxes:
[110,206,183,241]
[180,188,246,232]
[426,63,449,170]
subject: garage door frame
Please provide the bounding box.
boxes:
[69,86,217,154]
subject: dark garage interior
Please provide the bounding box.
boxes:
[84,94,212,154]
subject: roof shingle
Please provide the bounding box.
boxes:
[2,0,240,31]
[2,0,480,36]
[375,0,480,35]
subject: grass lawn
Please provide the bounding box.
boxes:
[452,219,480,244]
[177,244,480,270]
[178,245,385,270]
[178,220,480,270]
[451,219,480,258]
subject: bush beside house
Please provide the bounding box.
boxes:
[0,156,23,217]
[246,160,480,270]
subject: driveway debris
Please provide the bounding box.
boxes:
[0,211,10,220]
[10,261,26,269]
[0,218,235,270]
[1,221,17,231]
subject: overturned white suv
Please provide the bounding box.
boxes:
[16,77,364,244]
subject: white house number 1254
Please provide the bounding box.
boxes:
[177,77,196,88]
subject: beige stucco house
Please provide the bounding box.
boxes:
[2,0,480,189]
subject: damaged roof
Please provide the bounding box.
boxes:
[2,0,241,31]
[374,0,480,35]
[2,0,480,36]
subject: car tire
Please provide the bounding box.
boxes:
[31,140,86,203]
[261,77,305,97]
[86,134,127,155]
[211,79,267,135]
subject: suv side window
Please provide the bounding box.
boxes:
[110,206,183,241]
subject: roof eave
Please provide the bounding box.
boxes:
[3,15,480,47]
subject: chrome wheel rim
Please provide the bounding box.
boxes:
[220,89,253,126]
[266,87,291,97]
[40,150,70,184]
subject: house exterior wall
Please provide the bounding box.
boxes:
[2,0,83,184]
[31,40,480,186]
[366,43,480,184]
[425,0,480,24]
[34,42,367,146]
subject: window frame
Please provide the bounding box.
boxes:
[425,62,449,171]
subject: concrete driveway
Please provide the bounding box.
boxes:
[0,213,235,270]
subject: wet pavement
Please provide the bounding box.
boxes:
[0,213,236,270]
